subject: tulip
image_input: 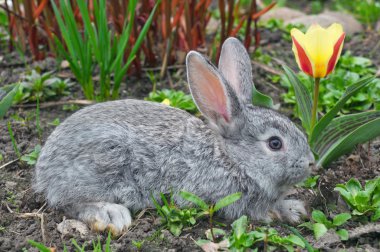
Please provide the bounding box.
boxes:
[291,23,345,78]
[290,23,345,129]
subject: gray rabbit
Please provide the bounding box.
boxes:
[34,37,314,235]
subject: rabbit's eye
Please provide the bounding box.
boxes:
[268,136,282,151]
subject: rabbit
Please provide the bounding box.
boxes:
[34,37,315,235]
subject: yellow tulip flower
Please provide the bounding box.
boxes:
[291,23,345,78]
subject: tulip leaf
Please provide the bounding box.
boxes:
[282,65,312,134]
[252,85,274,108]
[310,76,375,145]
[0,83,20,118]
[317,117,380,167]
[313,110,380,157]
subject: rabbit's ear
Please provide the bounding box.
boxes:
[186,51,242,128]
[218,37,253,105]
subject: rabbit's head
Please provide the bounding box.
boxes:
[186,38,314,191]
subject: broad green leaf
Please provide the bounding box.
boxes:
[344,178,362,195]
[352,209,366,216]
[282,65,312,134]
[336,229,349,241]
[285,234,305,248]
[0,84,19,118]
[312,111,380,156]
[179,191,208,210]
[170,223,183,237]
[252,85,274,108]
[310,76,375,144]
[214,192,242,212]
[371,208,380,222]
[311,210,330,226]
[313,223,328,240]
[317,117,380,167]
[231,215,248,240]
[332,213,351,226]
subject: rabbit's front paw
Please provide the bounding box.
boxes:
[76,202,132,236]
[272,199,307,224]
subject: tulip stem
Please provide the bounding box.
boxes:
[311,77,320,131]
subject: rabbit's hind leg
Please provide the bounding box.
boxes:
[68,202,132,235]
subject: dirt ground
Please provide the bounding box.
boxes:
[1,28,380,252]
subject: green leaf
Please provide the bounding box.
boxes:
[317,117,380,167]
[332,213,351,226]
[310,76,375,144]
[313,223,328,240]
[311,210,330,226]
[0,84,20,118]
[179,191,208,210]
[336,229,349,241]
[252,85,274,108]
[282,65,312,134]
[298,222,313,231]
[28,240,52,252]
[231,215,248,240]
[285,234,305,248]
[205,228,226,241]
[355,191,371,206]
[170,223,183,237]
[370,208,380,222]
[214,192,242,212]
[312,111,380,157]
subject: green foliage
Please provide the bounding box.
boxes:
[131,240,144,250]
[20,145,41,165]
[299,210,351,240]
[151,192,199,237]
[260,19,306,41]
[297,175,320,189]
[0,83,20,118]
[48,118,61,126]
[283,65,380,167]
[7,122,21,159]
[281,52,380,113]
[334,177,380,222]
[146,89,198,114]
[10,70,72,104]
[228,216,305,252]
[180,191,241,242]
[29,232,112,252]
[53,0,160,101]
[334,0,380,27]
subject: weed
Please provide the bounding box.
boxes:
[334,177,380,222]
[151,192,199,237]
[0,225,5,233]
[197,215,305,251]
[20,145,41,166]
[131,240,144,250]
[12,70,72,104]
[299,210,351,240]
[28,231,112,252]
[146,89,198,114]
[48,118,61,126]
[297,175,320,189]
[7,122,21,159]
[180,191,241,242]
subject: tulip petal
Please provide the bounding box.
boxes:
[326,33,345,76]
[291,29,313,76]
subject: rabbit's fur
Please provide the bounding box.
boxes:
[34,38,314,235]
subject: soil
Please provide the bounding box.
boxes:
[1,26,380,252]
